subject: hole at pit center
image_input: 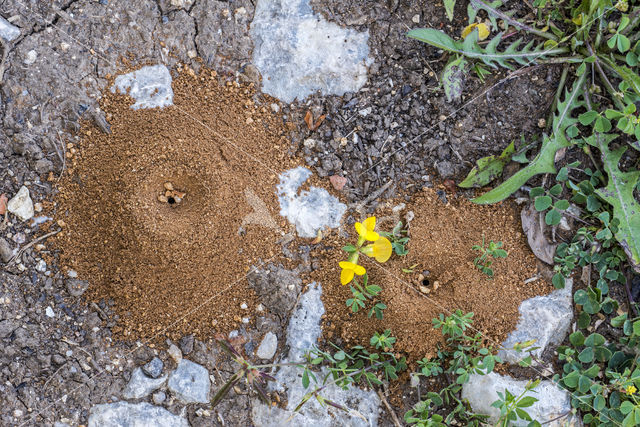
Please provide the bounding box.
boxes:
[422,278,430,287]
[167,197,176,205]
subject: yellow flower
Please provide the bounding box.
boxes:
[339,261,366,285]
[361,237,393,263]
[355,216,379,242]
[461,23,490,41]
[625,385,637,395]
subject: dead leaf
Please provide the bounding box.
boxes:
[521,202,557,265]
[304,110,313,130]
[0,194,7,215]
[443,179,457,195]
[313,114,326,131]
[329,175,347,191]
[311,229,323,244]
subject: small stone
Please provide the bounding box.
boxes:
[179,335,194,355]
[246,117,254,124]
[329,175,347,191]
[152,391,166,405]
[142,357,164,379]
[187,50,197,59]
[35,259,47,272]
[256,332,278,359]
[0,238,14,263]
[303,138,316,149]
[167,344,182,363]
[123,367,167,399]
[538,118,546,128]
[7,186,34,221]
[412,14,420,23]
[163,182,174,191]
[167,359,210,403]
[45,306,55,318]
[358,107,372,117]
[240,302,248,309]
[0,319,18,338]
[23,50,38,65]
[270,103,280,113]
[66,278,89,297]
[67,269,78,278]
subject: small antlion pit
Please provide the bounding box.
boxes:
[158,182,186,207]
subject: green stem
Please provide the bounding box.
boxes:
[586,41,625,110]
[620,7,640,37]
[547,65,570,131]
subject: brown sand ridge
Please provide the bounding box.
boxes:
[53,67,299,342]
[313,187,553,361]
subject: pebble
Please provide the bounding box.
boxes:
[45,306,55,318]
[256,331,278,359]
[24,50,38,65]
[35,259,47,272]
[303,138,316,149]
[179,335,194,355]
[142,357,164,379]
[152,391,166,405]
[270,103,280,113]
[412,14,420,23]
[66,278,89,297]
[167,344,182,363]
[67,269,78,278]
[0,237,14,263]
[88,402,188,427]
[7,186,34,221]
[240,302,248,310]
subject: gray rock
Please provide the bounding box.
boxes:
[250,0,371,102]
[34,158,54,174]
[0,319,18,338]
[0,237,14,263]
[142,357,164,379]
[256,332,278,360]
[7,186,34,222]
[111,65,174,110]
[122,368,167,400]
[179,335,194,355]
[167,359,210,403]
[0,16,20,41]
[498,279,573,364]
[435,160,455,178]
[88,401,188,427]
[66,278,90,297]
[277,167,346,238]
[251,283,380,426]
[462,372,581,426]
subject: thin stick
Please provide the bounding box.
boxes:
[0,38,9,84]
[377,386,402,427]
[8,230,60,265]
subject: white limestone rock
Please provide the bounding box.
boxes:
[256,332,278,360]
[462,372,581,426]
[122,368,167,400]
[251,283,380,426]
[250,0,371,102]
[167,359,210,403]
[498,279,573,364]
[0,16,20,41]
[88,401,188,427]
[277,167,346,238]
[111,65,174,110]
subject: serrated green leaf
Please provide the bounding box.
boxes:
[473,73,585,203]
[590,135,640,272]
[459,140,515,188]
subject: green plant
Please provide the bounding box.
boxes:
[491,380,542,427]
[472,236,508,277]
[345,273,387,319]
[370,329,397,350]
[406,310,503,424]
[408,0,640,273]
[379,221,410,256]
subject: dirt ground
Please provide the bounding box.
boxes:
[0,0,564,426]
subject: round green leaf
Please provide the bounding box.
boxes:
[569,331,585,347]
[578,347,594,363]
[534,195,552,211]
[574,289,589,305]
[555,199,570,210]
[545,208,562,225]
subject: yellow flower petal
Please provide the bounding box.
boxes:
[340,268,355,285]
[355,221,380,241]
[461,23,490,41]
[373,237,393,262]
[353,264,366,276]
[364,230,380,241]
[339,261,357,270]
[355,222,366,238]
[362,216,376,231]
